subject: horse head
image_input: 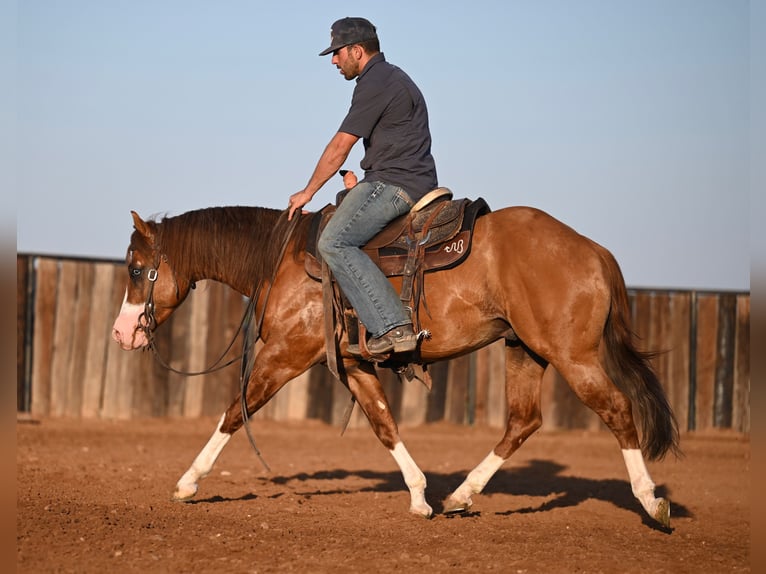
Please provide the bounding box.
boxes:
[111,211,195,350]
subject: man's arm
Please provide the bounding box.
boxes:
[288,131,359,220]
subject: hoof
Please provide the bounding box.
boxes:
[443,496,472,515]
[172,483,198,502]
[409,504,434,519]
[654,498,670,528]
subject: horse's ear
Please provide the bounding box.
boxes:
[131,210,154,240]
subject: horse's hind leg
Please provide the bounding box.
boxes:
[555,357,670,527]
[445,345,544,513]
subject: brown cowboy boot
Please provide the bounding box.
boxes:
[347,324,418,357]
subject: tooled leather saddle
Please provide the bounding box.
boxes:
[304,188,490,374]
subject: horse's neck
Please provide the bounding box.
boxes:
[169,206,285,297]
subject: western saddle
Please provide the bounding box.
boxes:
[304,187,490,380]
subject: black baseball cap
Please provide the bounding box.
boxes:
[319,17,377,56]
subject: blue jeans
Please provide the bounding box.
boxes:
[318,181,414,338]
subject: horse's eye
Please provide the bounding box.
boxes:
[130,267,142,278]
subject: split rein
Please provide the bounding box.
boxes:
[136,213,301,472]
[139,275,253,377]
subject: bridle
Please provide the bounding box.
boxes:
[137,258,247,377]
[133,213,301,471]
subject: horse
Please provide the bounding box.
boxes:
[111,203,680,527]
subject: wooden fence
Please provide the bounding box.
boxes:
[17,254,750,433]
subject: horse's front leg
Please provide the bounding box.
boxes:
[174,413,231,500]
[347,361,432,518]
[173,337,321,502]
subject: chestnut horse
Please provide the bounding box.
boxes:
[112,204,680,527]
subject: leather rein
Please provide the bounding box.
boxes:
[136,213,300,471]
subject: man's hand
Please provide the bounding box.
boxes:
[289,132,359,220]
[287,189,313,221]
[341,170,358,190]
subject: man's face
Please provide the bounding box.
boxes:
[332,45,361,80]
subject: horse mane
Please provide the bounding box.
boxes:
[150,206,313,292]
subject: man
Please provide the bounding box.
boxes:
[288,17,438,357]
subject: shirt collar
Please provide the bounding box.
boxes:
[357,52,385,82]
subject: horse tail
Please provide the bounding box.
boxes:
[597,245,682,461]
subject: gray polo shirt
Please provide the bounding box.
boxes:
[339,53,438,202]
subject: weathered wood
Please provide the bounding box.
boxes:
[694,295,719,431]
[445,354,471,424]
[81,263,116,417]
[472,344,490,426]
[713,294,736,428]
[101,264,136,419]
[201,282,234,416]
[485,340,507,429]
[165,284,194,418]
[425,361,449,423]
[183,283,210,418]
[666,292,691,431]
[17,256,30,412]
[17,255,750,433]
[733,295,750,433]
[201,285,246,415]
[49,261,77,417]
[399,373,429,427]
[647,291,691,431]
[62,263,94,417]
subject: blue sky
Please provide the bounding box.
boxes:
[13,0,754,290]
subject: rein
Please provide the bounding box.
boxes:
[137,212,301,472]
[140,278,253,377]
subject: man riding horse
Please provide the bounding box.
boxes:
[287,17,438,359]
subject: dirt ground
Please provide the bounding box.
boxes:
[17,416,749,573]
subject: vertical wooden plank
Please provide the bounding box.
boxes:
[540,366,558,430]
[81,263,116,417]
[48,261,77,417]
[201,285,245,417]
[128,304,170,418]
[425,361,449,423]
[445,355,471,424]
[648,292,690,432]
[631,291,653,351]
[665,292,691,432]
[62,263,94,417]
[166,288,194,418]
[647,292,670,387]
[17,256,30,412]
[285,371,311,420]
[201,282,230,416]
[695,294,718,431]
[306,364,334,423]
[472,345,490,426]
[31,258,58,416]
[486,340,507,429]
[732,295,750,433]
[399,375,429,427]
[183,282,210,417]
[713,294,736,428]
[101,263,135,419]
